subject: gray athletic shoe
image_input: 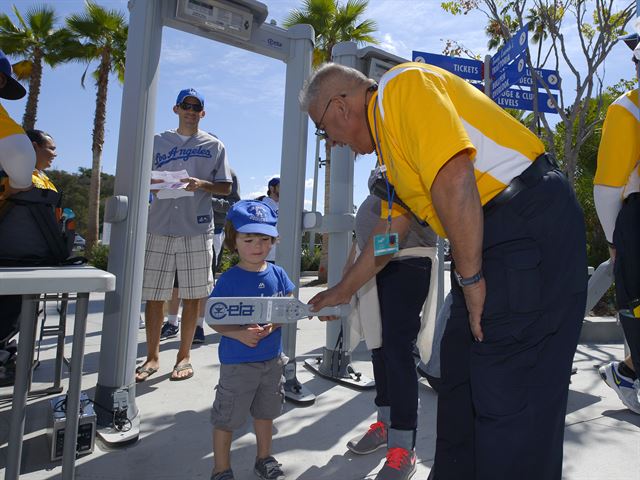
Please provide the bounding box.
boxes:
[254,455,285,480]
[375,448,416,480]
[211,469,235,480]
[347,421,387,455]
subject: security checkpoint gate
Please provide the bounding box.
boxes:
[96,0,314,445]
[303,42,447,389]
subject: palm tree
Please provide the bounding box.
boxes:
[0,4,76,130]
[66,1,127,254]
[283,0,378,282]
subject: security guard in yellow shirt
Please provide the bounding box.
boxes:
[302,62,587,480]
[594,32,640,414]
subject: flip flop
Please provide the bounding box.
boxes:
[135,364,159,383]
[170,362,194,381]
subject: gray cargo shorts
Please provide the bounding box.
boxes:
[210,354,287,431]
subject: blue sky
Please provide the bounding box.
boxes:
[2,0,636,210]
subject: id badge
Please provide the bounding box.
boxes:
[373,233,399,256]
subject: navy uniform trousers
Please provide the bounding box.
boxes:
[373,257,431,435]
[433,169,587,480]
[613,193,640,376]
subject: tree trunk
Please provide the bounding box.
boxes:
[86,50,110,255]
[318,142,331,283]
[21,50,43,131]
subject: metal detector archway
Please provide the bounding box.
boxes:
[95,0,314,445]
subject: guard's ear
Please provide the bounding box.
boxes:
[173,105,179,114]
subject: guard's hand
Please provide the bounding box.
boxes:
[308,285,352,321]
[462,278,485,342]
[181,177,201,192]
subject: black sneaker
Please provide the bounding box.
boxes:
[254,455,284,480]
[211,469,235,480]
[160,322,179,340]
[193,326,205,344]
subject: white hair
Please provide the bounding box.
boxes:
[299,63,371,112]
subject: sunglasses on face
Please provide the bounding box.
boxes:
[178,101,203,112]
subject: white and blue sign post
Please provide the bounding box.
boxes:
[490,23,529,98]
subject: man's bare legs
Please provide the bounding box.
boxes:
[172,297,201,379]
[135,300,164,381]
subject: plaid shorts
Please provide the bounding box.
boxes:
[142,232,213,301]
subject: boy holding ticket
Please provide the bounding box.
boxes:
[209,200,293,480]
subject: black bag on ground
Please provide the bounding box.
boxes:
[0,187,76,266]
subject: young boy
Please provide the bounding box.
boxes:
[209,200,293,480]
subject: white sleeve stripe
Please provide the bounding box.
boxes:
[613,95,640,123]
[460,118,531,185]
[0,134,35,189]
[593,184,623,242]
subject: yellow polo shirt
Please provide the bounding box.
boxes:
[594,89,640,199]
[368,62,545,236]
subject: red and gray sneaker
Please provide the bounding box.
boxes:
[347,421,387,455]
[375,447,416,480]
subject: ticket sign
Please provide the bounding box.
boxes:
[495,87,558,114]
[491,23,529,76]
[412,51,484,82]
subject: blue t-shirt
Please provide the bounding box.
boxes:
[210,263,295,364]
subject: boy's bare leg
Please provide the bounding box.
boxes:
[254,419,273,460]
[213,428,233,473]
[199,296,206,319]
[624,355,636,372]
[135,300,164,381]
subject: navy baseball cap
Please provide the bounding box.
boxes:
[0,50,26,100]
[268,177,280,188]
[227,200,278,237]
[620,32,639,50]
[176,88,204,106]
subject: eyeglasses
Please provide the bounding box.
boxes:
[314,94,346,139]
[178,101,203,112]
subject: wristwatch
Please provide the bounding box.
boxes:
[454,269,483,287]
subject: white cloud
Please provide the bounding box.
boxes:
[305,178,314,189]
[243,190,265,200]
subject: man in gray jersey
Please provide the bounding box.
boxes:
[136,88,232,382]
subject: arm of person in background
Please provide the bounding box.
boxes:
[308,213,412,316]
[430,151,485,342]
[593,184,623,262]
[0,133,35,200]
[181,177,232,195]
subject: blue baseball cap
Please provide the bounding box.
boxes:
[0,49,26,100]
[176,88,204,106]
[227,200,278,237]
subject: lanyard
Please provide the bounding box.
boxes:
[371,98,395,233]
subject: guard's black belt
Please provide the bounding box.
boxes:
[482,153,558,217]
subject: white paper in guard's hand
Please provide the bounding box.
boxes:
[151,169,190,190]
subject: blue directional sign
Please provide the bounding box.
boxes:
[492,56,528,98]
[412,51,483,81]
[491,23,529,76]
[495,87,558,114]
[514,67,561,90]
